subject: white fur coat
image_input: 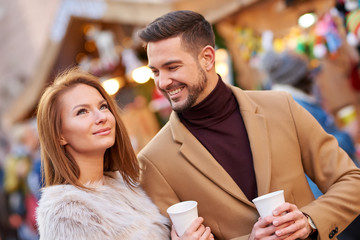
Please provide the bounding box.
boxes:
[36,172,170,240]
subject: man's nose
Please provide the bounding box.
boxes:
[157,72,172,90]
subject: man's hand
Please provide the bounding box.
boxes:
[272,203,312,239]
[249,202,313,240]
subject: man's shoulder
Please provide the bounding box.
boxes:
[229,84,291,98]
[244,88,291,100]
[230,86,294,108]
[138,121,174,157]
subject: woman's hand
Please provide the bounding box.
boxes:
[171,217,214,240]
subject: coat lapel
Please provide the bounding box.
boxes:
[168,86,272,206]
[169,112,249,204]
[230,86,272,197]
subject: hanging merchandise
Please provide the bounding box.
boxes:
[346,9,360,42]
[311,33,327,59]
[313,13,343,58]
[345,0,359,11]
[275,26,313,58]
[261,30,274,52]
[347,32,359,46]
[273,38,286,53]
[295,33,315,58]
[85,26,120,72]
[235,27,262,62]
[313,42,328,58]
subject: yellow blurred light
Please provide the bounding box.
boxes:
[102,78,120,95]
[132,66,152,84]
[83,24,95,35]
[85,40,97,52]
[75,52,87,64]
[215,48,228,61]
[298,13,317,28]
[215,62,229,76]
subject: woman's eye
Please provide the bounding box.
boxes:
[76,109,87,116]
[100,103,109,110]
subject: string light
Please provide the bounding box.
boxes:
[298,13,317,28]
[215,48,230,83]
[102,78,121,95]
[132,66,152,84]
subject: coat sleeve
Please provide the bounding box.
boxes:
[286,93,360,239]
[138,153,180,218]
[37,197,106,240]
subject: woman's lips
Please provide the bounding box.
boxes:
[93,127,111,135]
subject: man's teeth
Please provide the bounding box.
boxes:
[169,87,182,96]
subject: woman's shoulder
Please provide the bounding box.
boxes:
[101,172,160,210]
[37,184,107,239]
[37,184,91,217]
[39,184,85,204]
[36,177,170,239]
[37,184,105,228]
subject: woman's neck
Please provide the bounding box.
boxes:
[74,153,105,185]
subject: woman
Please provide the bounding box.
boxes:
[36,67,213,240]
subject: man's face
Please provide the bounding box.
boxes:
[147,37,209,112]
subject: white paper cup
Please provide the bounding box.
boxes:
[167,201,198,236]
[252,190,285,218]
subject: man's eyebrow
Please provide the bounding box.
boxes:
[149,60,182,69]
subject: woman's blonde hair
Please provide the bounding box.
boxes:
[37,67,139,188]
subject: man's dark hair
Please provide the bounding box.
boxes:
[138,10,215,56]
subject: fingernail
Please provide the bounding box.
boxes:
[273,220,278,225]
[273,210,278,215]
[276,230,281,235]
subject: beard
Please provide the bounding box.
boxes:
[170,66,208,113]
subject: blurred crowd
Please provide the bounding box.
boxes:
[0,119,40,240]
[1,52,360,240]
[1,2,360,239]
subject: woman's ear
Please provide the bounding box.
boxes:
[59,135,67,146]
[199,45,215,71]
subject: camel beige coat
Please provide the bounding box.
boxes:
[138,86,360,240]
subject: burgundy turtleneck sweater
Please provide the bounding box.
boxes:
[179,77,258,200]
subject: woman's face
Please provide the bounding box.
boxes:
[59,84,116,159]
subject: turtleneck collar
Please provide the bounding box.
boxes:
[179,75,238,128]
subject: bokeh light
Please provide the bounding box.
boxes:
[102,78,120,95]
[132,66,152,84]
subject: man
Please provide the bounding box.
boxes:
[137,10,360,240]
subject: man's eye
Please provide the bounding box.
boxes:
[152,70,159,77]
[169,66,179,70]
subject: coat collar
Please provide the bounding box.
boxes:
[168,85,271,206]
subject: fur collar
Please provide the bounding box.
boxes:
[36,172,170,239]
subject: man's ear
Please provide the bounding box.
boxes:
[199,45,215,71]
[59,135,67,146]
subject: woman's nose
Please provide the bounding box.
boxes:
[95,110,107,124]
